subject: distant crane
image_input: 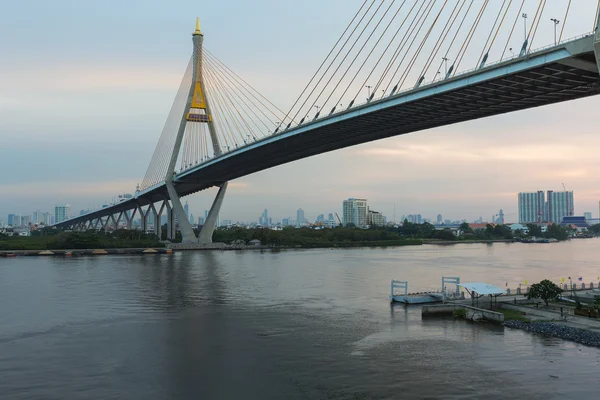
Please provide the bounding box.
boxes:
[562,183,573,216]
[335,213,343,227]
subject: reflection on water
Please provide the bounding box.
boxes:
[1,241,599,399]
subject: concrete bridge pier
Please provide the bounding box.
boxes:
[198,182,228,244]
[165,182,197,243]
[164,200,176,241]
[137,204,149,233]
[124,209,135,230]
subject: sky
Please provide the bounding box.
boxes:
[1,0,600,224]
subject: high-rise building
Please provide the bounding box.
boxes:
[405,214,422,224]
[328,213,334,221]
[259,209,269,226]
[189,213,194,225]
[7,214,16,226]
[367,210,385,226]
[21,216,31,226]
[198,216,205,226]
[494,209,505,225]
[11,214,22,227]
[32,210,42,224]
[42,212,52,225]
[54,205,70,224]
[518,191,545,223]
[546,190,574,223]
[282,218,290,226]
[316,214,325,222]
[184,201,189,219]
[584,212,593,221]
[296,209,305,227]
[436,214,443,224]
[342,198,368,228]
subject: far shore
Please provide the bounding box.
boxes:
[0,238,532,256]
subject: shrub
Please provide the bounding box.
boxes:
[453,308,467,319]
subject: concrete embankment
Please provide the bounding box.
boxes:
[422,304,504,322]
[0,248,172,257]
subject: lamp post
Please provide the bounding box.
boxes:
[365,85,372,99]
[522,13,528,41]
[550,18,560,45]
[568,276,573,297]
[442,57,450,76]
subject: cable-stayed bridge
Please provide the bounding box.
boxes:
[54,0,600,244]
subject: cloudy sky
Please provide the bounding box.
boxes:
[1,0,599,224]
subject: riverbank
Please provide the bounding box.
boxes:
[423,239,513,245]
[504,321,600,348]
[1,238,424,256]
[1,248,172,257]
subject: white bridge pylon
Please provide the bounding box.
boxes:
[164,19,223,244]
[137,18,293,244]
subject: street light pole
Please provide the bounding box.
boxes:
[442,57,449,76]
[365,85,372,99]
[550,18,560,45]
[522,13,528,42]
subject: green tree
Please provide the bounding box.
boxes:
[493,224,513,239]
[435,229,456,241]
[526,279,562,306]
[589,224,600,236]
[545,223,569,241]
[459,222,473,234]
[526,224,543,237]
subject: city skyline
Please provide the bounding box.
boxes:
[5,192,598,229]
[2,1,600,222]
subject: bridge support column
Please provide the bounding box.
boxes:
[164,201,175,241]
[124,209,136,230]
[111,212,123,230]
[198,182,228,244]
[93,218,100,230]
[154,202,165,238]
[137,205,148,233]
[165,181,197,243]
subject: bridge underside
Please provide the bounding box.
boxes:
[55,36,600,229]
[176,51,600,196]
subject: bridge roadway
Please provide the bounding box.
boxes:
[56,34,600,228]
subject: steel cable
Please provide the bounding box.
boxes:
[418,0,464,84]
[528,0,547,52]
[275,0,370,130]
[500,0,525,59]
[477,0,509,67]
[559,0,572,43]
[453,0,490,75]
[372,0,426,96]
[383,0,437,94]
[318,0,399,115]
[398,0,446,90]
[303,0,387,121]
[287,0,378,126]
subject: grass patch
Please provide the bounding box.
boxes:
[453,308,467,319]
[499,309,530,322]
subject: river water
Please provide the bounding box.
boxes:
[1,241,600,399]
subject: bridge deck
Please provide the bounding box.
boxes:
[55,35,600,227]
